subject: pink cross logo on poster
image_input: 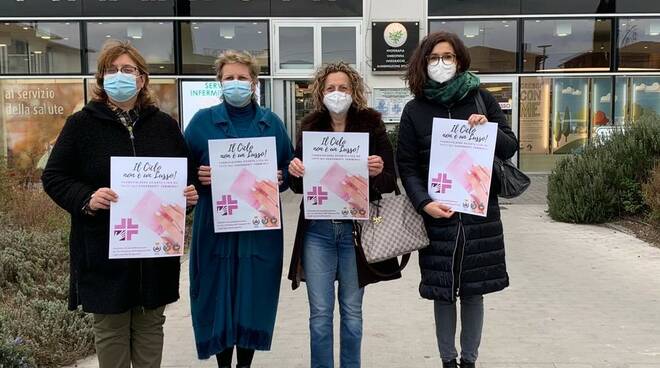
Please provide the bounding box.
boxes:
[217,195,239,216]
[431,173,453,193]
[113,218,139,241]
[307,186,329,205]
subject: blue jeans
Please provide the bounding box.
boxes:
[303,220,364,368]
[434,295,484,363]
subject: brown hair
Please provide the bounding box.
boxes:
[405,31,471,98]
[214,50,260,81]
[92,40,157,109]
[310,62,369,112]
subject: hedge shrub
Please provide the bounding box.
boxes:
[547,120,660,223]
[0,161,95,367]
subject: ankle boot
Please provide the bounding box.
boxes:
[459,359,476,368]
[442,359,458,368]
[236,365,250,368]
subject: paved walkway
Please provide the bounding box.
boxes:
[67,177,660,368]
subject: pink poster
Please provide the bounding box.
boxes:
[208,137,280,233]
[428,118,497,217]
[302,132,369,220]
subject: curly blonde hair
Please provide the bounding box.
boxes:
[310,62,369,112]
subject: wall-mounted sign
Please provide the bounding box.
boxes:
[371,22,419,73]
[181,80,260,131]
[372,88,414,123]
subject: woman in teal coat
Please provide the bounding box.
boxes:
[184,50,294,368]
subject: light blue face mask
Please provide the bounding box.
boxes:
[103,72,139,103]
[221,80,254,107]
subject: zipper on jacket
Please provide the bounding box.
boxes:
[122,118,143,308]
[451,213,466,300]
[126,124,137,156]
[456,213,466,298]
[449,220,460,302]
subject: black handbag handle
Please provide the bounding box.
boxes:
[474,90,488,116]
[352,221,412,278]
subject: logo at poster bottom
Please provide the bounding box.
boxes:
[217,194,239,216]
[307,186,329,205]
[113,218,139,241]
[431,173,453,193]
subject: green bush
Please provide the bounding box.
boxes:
[547,120,660,223]
[0,159,95,367]
[642,163,660,223]
[0,336,35,368]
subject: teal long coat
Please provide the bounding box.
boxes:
[184,102,294,359]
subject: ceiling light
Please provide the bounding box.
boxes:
[464,23,480,38]
[220,24,235,39]
[127,25,143,39]
[555,22,572,37]
[37,24,51,39]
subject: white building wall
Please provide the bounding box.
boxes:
[362,0,426,105]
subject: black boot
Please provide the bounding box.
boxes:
[459,359,476,368]
[442,359,458,368]
[236,366,250,368]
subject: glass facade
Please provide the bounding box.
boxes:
[429,20,518,73]
[322,27,357,66]
[0,78,85,180]
[0,0,658,174]
[279,27,315,70]
[519,75,660,171]
[619,18,660,71]
[523,19,611,72]
[86,22,175,74]
[181,21,270,75]
[0,22,81,74]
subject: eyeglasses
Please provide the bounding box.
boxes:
[105,65,140,75]
[427,54,457,66]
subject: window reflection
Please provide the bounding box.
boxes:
[429,20,517,73]
[619,18,660,71]
[0,22,81,74]
[181,21,269,75]
[523,19,611,72]
[321,27,357,66]
[279,27,314,70]
[0,79,84,180]
[86,22,174,74]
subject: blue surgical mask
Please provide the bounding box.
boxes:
[103,72,139,102]
[222,80,253,107]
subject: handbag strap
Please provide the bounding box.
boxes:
[352,222,411,278]
[474,90,487,117]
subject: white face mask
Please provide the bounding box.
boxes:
[427,62,457,84]
[323,91,353,115]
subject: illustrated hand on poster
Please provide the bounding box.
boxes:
[464,165,491,215]
[253,180,280,228]
[343,175,369,213]
[155,204,185,255]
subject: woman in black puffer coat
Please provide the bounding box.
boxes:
[396,32,518,368]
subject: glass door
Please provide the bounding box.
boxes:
[284,80,314,146]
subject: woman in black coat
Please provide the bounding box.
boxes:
[287,62,402,368]
[396,32,518,368]
[42,41,198,368]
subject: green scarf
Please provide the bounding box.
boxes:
[423,71,481,107]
